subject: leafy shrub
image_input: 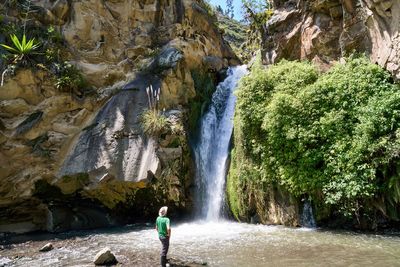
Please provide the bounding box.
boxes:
[54,62,86,95]
[141,109,170,136]
[0,9,87,96]
[230,56,400,224]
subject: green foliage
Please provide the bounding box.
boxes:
[195,0,217,19]
[54,62,86,95]
[230,56,400,223]
[216,13,250,62]
[0,19,88,95]
[1,34,40,62]
[141,109,170,136]
[241,0,273,56]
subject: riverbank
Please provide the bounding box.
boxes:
[1,221,400,267]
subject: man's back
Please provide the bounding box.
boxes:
[156,216,170,238]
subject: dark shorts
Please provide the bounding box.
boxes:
[159,236,169,257]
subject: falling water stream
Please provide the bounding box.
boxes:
[1,67,400,266]
[194,65,248,220]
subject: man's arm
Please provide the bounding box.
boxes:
[167,219,171,238]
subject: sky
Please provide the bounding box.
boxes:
[208,0,245,20]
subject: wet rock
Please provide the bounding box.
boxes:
[168,258,207,267]
[39,243,53,252]
[202,56,224,72]
[250,214,261,224]
[93,247,118,265]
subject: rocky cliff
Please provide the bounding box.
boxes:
[0,0,237,233]
[263,0,400,79]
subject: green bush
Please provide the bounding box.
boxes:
[141,109,170,136]
[0,15,87,96]
[54,62,86,95]
[230,56,400,223]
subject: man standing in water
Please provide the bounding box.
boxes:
[156,206,171,267]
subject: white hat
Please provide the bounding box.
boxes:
[159,206,168,216]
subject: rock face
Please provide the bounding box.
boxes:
[59,75,161,184]
[0,0,237,233]
[263,0,400,79]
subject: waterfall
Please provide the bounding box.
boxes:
[300,201,317,228]
[194,65,248,221]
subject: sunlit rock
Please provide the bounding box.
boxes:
[263,0,400,79]
[39,243,53,252]
[93,247,118,266]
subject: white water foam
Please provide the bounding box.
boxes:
[194,65,248,221]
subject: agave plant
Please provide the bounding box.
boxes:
[1,34,40,61]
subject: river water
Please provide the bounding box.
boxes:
[1,221,400,266]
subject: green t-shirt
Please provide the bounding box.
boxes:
[156,216,170,238]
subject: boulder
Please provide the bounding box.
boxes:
[39,243,54,252]
[93,247,118,265]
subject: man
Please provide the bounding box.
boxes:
[156,206,171,267]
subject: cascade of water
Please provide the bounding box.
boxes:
[300,201,317,228]
[194,65,248,221]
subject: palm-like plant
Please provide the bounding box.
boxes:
[1,34,40,61]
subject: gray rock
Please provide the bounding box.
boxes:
[93,247,118,265]
[59,74,161,183]
[202,56,223,72]
[15,111,43,135]
[157,147,182,164]
[150,47,183,72]
[39,243,53,252]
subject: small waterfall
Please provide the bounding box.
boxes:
[300,201,317,228]
[194,65,248,221]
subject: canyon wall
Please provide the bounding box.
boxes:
[0,0,237,233]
